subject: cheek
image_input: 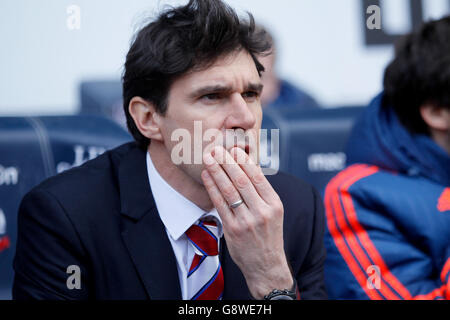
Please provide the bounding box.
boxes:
[256,107,263,124]
[252,104,263,128]
[200,111,228,133]
[158,117,194,158]
[158,118,178,142]
[161,105,197,135]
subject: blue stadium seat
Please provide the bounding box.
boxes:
[262,106,365,192]
[0,115,131,299]
[80,81,125,128]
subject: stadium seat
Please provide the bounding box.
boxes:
[261,106,365,192]
[0,115,131,299]
[80,80,125,128]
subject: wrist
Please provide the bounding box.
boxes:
[246,264,294,300]
[264,280,298,300]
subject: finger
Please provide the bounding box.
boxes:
[213,146,263,209]
[201,169,235,225]
[202,169,254,239]
[231,147,278,204]
[203,152,248,216]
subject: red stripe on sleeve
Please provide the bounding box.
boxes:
[325,164,384,300]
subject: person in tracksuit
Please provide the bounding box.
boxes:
[324,16,450,300]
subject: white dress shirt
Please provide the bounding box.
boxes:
[146,152,223,300]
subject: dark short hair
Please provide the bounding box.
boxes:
[383,16,450,135]
[122,0,272,149]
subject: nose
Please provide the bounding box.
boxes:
[224,93,257,130]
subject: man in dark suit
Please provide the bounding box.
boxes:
[13,0,327,300]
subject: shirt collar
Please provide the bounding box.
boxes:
[146,151,223,241]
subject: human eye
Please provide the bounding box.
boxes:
[200,93,222,102]
[242,91,260,101]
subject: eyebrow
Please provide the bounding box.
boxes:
[246,83,264,94]
[189,82,264,99]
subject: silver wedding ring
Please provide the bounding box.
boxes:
[229,199,244,209]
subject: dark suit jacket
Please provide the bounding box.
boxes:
[13,142,327,300]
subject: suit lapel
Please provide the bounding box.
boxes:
[221,238,253,300]
[118,145,181,300]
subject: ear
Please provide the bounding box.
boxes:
[420,104,450,132]
[128,97,164,141]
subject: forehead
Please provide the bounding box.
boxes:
[171,50,262,94]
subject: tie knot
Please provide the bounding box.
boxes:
[185,220,219,256]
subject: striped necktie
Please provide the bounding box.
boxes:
[185,220,224,300]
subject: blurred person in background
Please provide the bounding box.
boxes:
[257,26,320,110]
[324,16,450,300]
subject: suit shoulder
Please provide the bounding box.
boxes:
[267,171,319,215]
[268,171,317,197]
[23,142,137,214]
[37,142,134,190]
